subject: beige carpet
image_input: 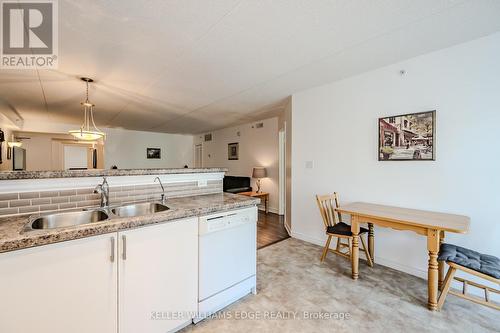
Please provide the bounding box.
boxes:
[181,238,499,332]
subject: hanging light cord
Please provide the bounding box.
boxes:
[85,79,89,103]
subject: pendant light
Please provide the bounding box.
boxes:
[69,77,105,141]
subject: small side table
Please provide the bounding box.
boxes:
[239,191,269,214]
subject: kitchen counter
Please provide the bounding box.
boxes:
[0,167,227,180]
[0,193,259,253]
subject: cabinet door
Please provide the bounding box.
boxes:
[118,218,198,333]
[0,234,118,333]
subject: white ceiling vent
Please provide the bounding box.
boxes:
[204,133,212,142]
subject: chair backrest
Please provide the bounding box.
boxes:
[316,193,342,229]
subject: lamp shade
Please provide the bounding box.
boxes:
[252,167,267,179]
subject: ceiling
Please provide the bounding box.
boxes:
[1,0,500,134]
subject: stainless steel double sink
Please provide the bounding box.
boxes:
[25,202,170,231]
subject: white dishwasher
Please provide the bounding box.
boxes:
[196,206,257,322]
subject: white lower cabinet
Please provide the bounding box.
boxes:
[0,217,198,333]
[0,233,118,333]
[118,217,198,333]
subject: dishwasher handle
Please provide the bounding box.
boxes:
[206,216,224,221]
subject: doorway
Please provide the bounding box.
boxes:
[194,144,203,168]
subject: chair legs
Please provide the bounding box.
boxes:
[321,234,373,267]
[321,235,332,262]
[437,262,500,311]
[360,235,374,267]
[437,266,456,310]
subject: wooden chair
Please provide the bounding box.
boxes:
[437,243,500,311]
[316,193,373,266]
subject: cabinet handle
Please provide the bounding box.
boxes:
[122,235,127,260]
[110,237,115,262]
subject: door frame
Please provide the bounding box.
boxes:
[194,143,203,168]
[278,129,286,216]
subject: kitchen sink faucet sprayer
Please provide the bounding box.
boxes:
[154,176,166,204]
[94,177,110,208]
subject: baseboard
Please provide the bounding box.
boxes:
[373,256,427,279]
[291,231,324,247]
[284,222,291,236]
[258,206,279,214]
[291,231,427,279]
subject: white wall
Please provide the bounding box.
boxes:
[195,117,279,213]
[21,134,55,171]
[63,146,88,169]
[104,128,193,169]
[291,32,500,286]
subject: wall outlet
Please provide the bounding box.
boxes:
[198,180,208,187]
[305,160,314,169]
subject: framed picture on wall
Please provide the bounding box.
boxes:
[147,148,161,159]
[379,110,435,161]
[228,142,239,160]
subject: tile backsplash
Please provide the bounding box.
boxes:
[0,180,222,217]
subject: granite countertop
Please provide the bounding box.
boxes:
[0,167,228,180]
[0,193,259,253]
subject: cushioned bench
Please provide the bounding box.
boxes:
[437,243,500,311]
[439,244,500,279]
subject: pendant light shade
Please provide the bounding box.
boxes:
[68,130,105,141]
[69,78,105,141]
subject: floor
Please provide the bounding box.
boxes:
[257,211,289,249]
[182,238,500,333]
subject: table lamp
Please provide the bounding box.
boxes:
[252,167,267,193]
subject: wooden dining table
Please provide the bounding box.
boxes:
[335,202,470,311]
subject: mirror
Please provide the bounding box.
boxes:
[10,131,104,171]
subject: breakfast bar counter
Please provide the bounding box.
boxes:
[0,192,259,253]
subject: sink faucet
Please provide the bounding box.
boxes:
[94,177,110,208]
[154,176,165,204]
